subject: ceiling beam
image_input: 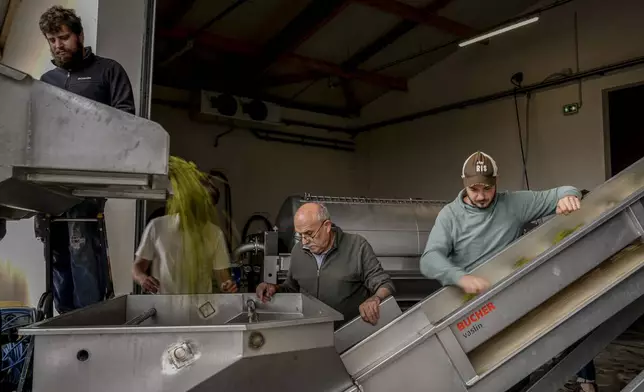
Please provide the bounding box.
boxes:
[249,0,351,73]
[157,28,408,91]
[156,0,198,30]
[352,0,476,37]
[261,72,325,87]
[287,53,407,91]
[342,0,457,69]
[262,0,465,88]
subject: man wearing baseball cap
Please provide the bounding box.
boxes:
[420,151,596,392]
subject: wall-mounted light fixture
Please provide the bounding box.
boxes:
[459,16,540,48]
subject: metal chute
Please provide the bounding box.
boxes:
[0,63,169,219]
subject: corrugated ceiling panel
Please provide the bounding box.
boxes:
[179,0,310,44]
[293,79,349,107]
[395,0,437,7]
[350,80,389,106]
[264,81,320,99]
[296,3,401,64]
[376,44,456,78]
[361,24,454,73]
[265,61,308,77]
[439,0,543,30]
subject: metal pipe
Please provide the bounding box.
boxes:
[232,241,265,260]
[249,128,356,152]
[282,118,355,135]
[358,55,644,132]
[241,214,273,239]
[246,299,259,323]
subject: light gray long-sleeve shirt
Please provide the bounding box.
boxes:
[420,186,581,286]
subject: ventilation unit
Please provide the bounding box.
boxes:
[198,90,282,130]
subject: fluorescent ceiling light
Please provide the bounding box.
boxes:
[459,16,540,47]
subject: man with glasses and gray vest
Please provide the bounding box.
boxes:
[420,151,597,392]
[256,202,395,328]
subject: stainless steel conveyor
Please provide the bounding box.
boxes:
[338,156,644,392]
[0,63,170,220]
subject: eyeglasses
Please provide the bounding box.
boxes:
[294,220,328,242]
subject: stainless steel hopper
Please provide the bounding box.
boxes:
[0,63,169,219]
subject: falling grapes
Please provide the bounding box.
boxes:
[167,156,221,294]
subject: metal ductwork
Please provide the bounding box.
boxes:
[0,64,170,220]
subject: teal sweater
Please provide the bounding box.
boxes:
[420,186,581,286]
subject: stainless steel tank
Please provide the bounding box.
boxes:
[275,194,450,307]
[20,293,352,392]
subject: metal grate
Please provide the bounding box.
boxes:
[301,193,449,206]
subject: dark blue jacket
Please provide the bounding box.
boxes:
[33,47,136,240]
[40,47,135,114]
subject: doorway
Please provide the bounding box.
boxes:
[604,82,644,179]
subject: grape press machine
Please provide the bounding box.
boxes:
[3,62,644,391]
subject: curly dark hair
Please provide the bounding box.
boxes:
[39,5,83,36]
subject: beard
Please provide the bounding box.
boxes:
[466,192,496,210]
[51,42,84,68]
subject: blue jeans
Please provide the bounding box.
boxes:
[577,361,596,382]
[47,199,112,314]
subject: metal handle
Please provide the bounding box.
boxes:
[124,307,157,325]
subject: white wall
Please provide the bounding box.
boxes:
[0,0,98,307]
[2,0,97,76]
[358,0,644,200]
[0,0,150,303]
[95,0,150,296]
[150,100,366,242]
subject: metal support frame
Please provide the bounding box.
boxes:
[134,0,157,294]
[38,215,112,320]
[525,294,644,392]
[622,369,644,392]
[467,267,644,392]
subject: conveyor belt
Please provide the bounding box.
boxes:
[339,156,644,392]
[471,242,644,375]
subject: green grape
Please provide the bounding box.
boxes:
[552,223,584,245]
[513,257,531,270]
[167,156,221,294]
[462,293,477,303]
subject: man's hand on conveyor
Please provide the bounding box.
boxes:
[457,274,490,294]
[556,195,582,215]
[359,296,381,325]
[256,282,278,303]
